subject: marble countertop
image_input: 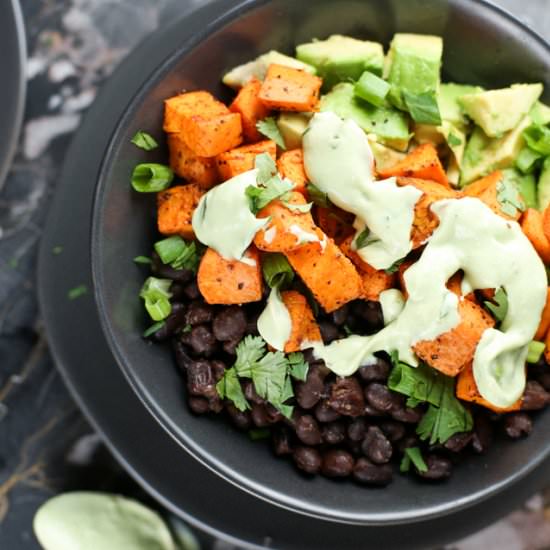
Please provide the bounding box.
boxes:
[1,1,550,549]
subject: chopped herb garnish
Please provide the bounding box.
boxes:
[354,228,371,250]
[256,117,286,149]
[139,277,172,321]
[403,90,442,125]
[131,163,174,192]
[143,320,165,338]
[288,352,309,382]
[484,287,508,323]
[282,201,313,213]
[385,258,405,274]
[182,324,192,333]
[154,236,202,273]
[246,154,293,213]
[516,146,542,174]
[52,246,63,255]
[400,447,428,473]
[523,123,550,156]
[306,183,332,208]
[216,367,250,412]
[248,428,271,441]
[389,360,445,408]
[262,253,295,289]
[447,133,462,147]
[255,152,277,184]
[527,340,545,364]
[354,71,391,108]
[496,178,525,217]
[67,285,87,300]
[133,255,152,265]
[131,131,159,151]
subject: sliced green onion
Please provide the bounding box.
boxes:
[516,147,543,174]
[67,284,88,300]
[131,163,174,193]
[262,253,294,289]
[133,255,152,265]
[527,340,545,364]
[140,277,172,321]
[154,236,187,264]
[403,90,442,125]
[143,321,165,338]
[306,183,331,208]
[354,71,391,107]
[131,131,158,151]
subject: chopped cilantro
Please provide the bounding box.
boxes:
[354,228,371,250]
[483,287,508,323]
[67,284,88,300]
[282,201,313,213]
[496,178,525,217]
[131,131,158,151]
[447,133,462,147]
[403,90,442,125]
[256,117,286,149]
[216,367,250,412]
[287,352,309,382]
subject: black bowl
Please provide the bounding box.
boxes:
[92,0,550,526]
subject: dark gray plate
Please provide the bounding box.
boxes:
[38,1,550,548]
[0,0,26,188]
[91,0,550,527]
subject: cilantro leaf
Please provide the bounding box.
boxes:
[496,178,525,217]
[234,336,266,377]
[400,447,428,473]
[447,133,462,147]
[252,351,289,404]
[131,131,158,151]
[306,183,332,208]
[388,361,445,407]
[483,287,508,323]
[255,152,277,185]
[288,352,309,381]
[216,367,250,412]
[256,117,286,149]
[403,90,442,125]
[282,201,313,213]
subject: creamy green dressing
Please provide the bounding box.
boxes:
[303,112,422,270]
[379,289,405,325]
[191,169,267,264]
[257,287,292,351]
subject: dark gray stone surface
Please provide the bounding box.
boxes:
[1,1,549,549]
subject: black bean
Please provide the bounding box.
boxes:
[331,304,350,326]
[185,300,214,325]
[222,338,240,356]
[182,325,218,357]
[251,404,270,427]
[328,377,365,417]
[295,414,322,445]
[183,280,201,300]
[318,321,341,344]
[472,413,493,454]
[172,340,193,371]
[347,418,368,441]
[361,426,393,464]
[358,357,391,382]
[151,252,194,282]
[293,446,322,474]
[390,404,423,424]
[169,282,186,301]
[243,381,264,405]
[536,372,550,391]
[504,413,533,438]
[364,383,401,413]
[226,404,251,430]
[246,311,260,336]
[321,449,354,477]
[314,399,341,423]
[295,366,326,409]
[212,306,247,342]
[416,454,452,481]
[444,431,473,453]
[265,404,284,424]
[379,420,406,442]
[364,404,387,418]
[347,440,363,456]
[272,426,293,456]
[353,457,393,486]
[322,421,346,445]
[151,303,187,341]
[352,301,384,332]
[188,397,210,415]
[521,380,550,411]
[187,360,222,397]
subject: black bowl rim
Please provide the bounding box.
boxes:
[91,0,550,525]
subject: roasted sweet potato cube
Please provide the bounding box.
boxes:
[277,149,308,194]
[314,206,355,244]
[229,78,271,142]
[456,362,522,413]
[535,287,550,340]
[281,290,322,352]
[254,192,320,252]
[216,140,276,181]
[181,112,243,157]
[197,247,263,305]
[378,143,449,187]
[167,133,219,189]
[157,184,204,239]
[285,237,363,313]
[413,299,495,377]
[163,91,228,133]
[259,64,322,112]
[521,208,550,264]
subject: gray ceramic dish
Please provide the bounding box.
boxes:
[92,0,550,526]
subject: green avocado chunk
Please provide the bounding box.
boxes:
[368,139,407,172]
[222,51,316,89]
[538,157,550,212]
[438,83,484,127]
[296,34,384,90]
[459,84,543,138]
[277,112,311,149]
[386,33,443,112]
[320,83,411,145]
[530,101,550,126]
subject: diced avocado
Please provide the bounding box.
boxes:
[460,116,531,186]
[222,51,316,89]
[413,124,446,146]
[367,137,406,172]
[320,83,411,145]
[530,101,550,126]
[438,83,483,127]
[413,121,465,164]
[502,168,537,210]
[386,34,443,111]
[277,112,311,149]
[296,35,384,90]
[459,84,543,138]
[538,157,550,212]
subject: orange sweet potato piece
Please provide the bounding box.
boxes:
[397,259,415,299]
[521,208,550,264]
[285,237,363,313]
[216,140,276,181]
[464,171,520,221]
[339,236,395,300]
[456,362,522,413]
[277,149,308,194]
[163,91,228,133]
[157,184,204,239]
[378,144,449,187]
[314,206,355,244]
[229,78,271,142]
[535,288,550,341]
[413,299,495,377]
[281,290,322,352]
[197,246,263,305]
[545,330,550,364]
[542,204,550,243]
[254,192,320,252]
[182,112,243,157]
[259,64,322,112]
[167,133,219,189]
[396,177,459,247]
